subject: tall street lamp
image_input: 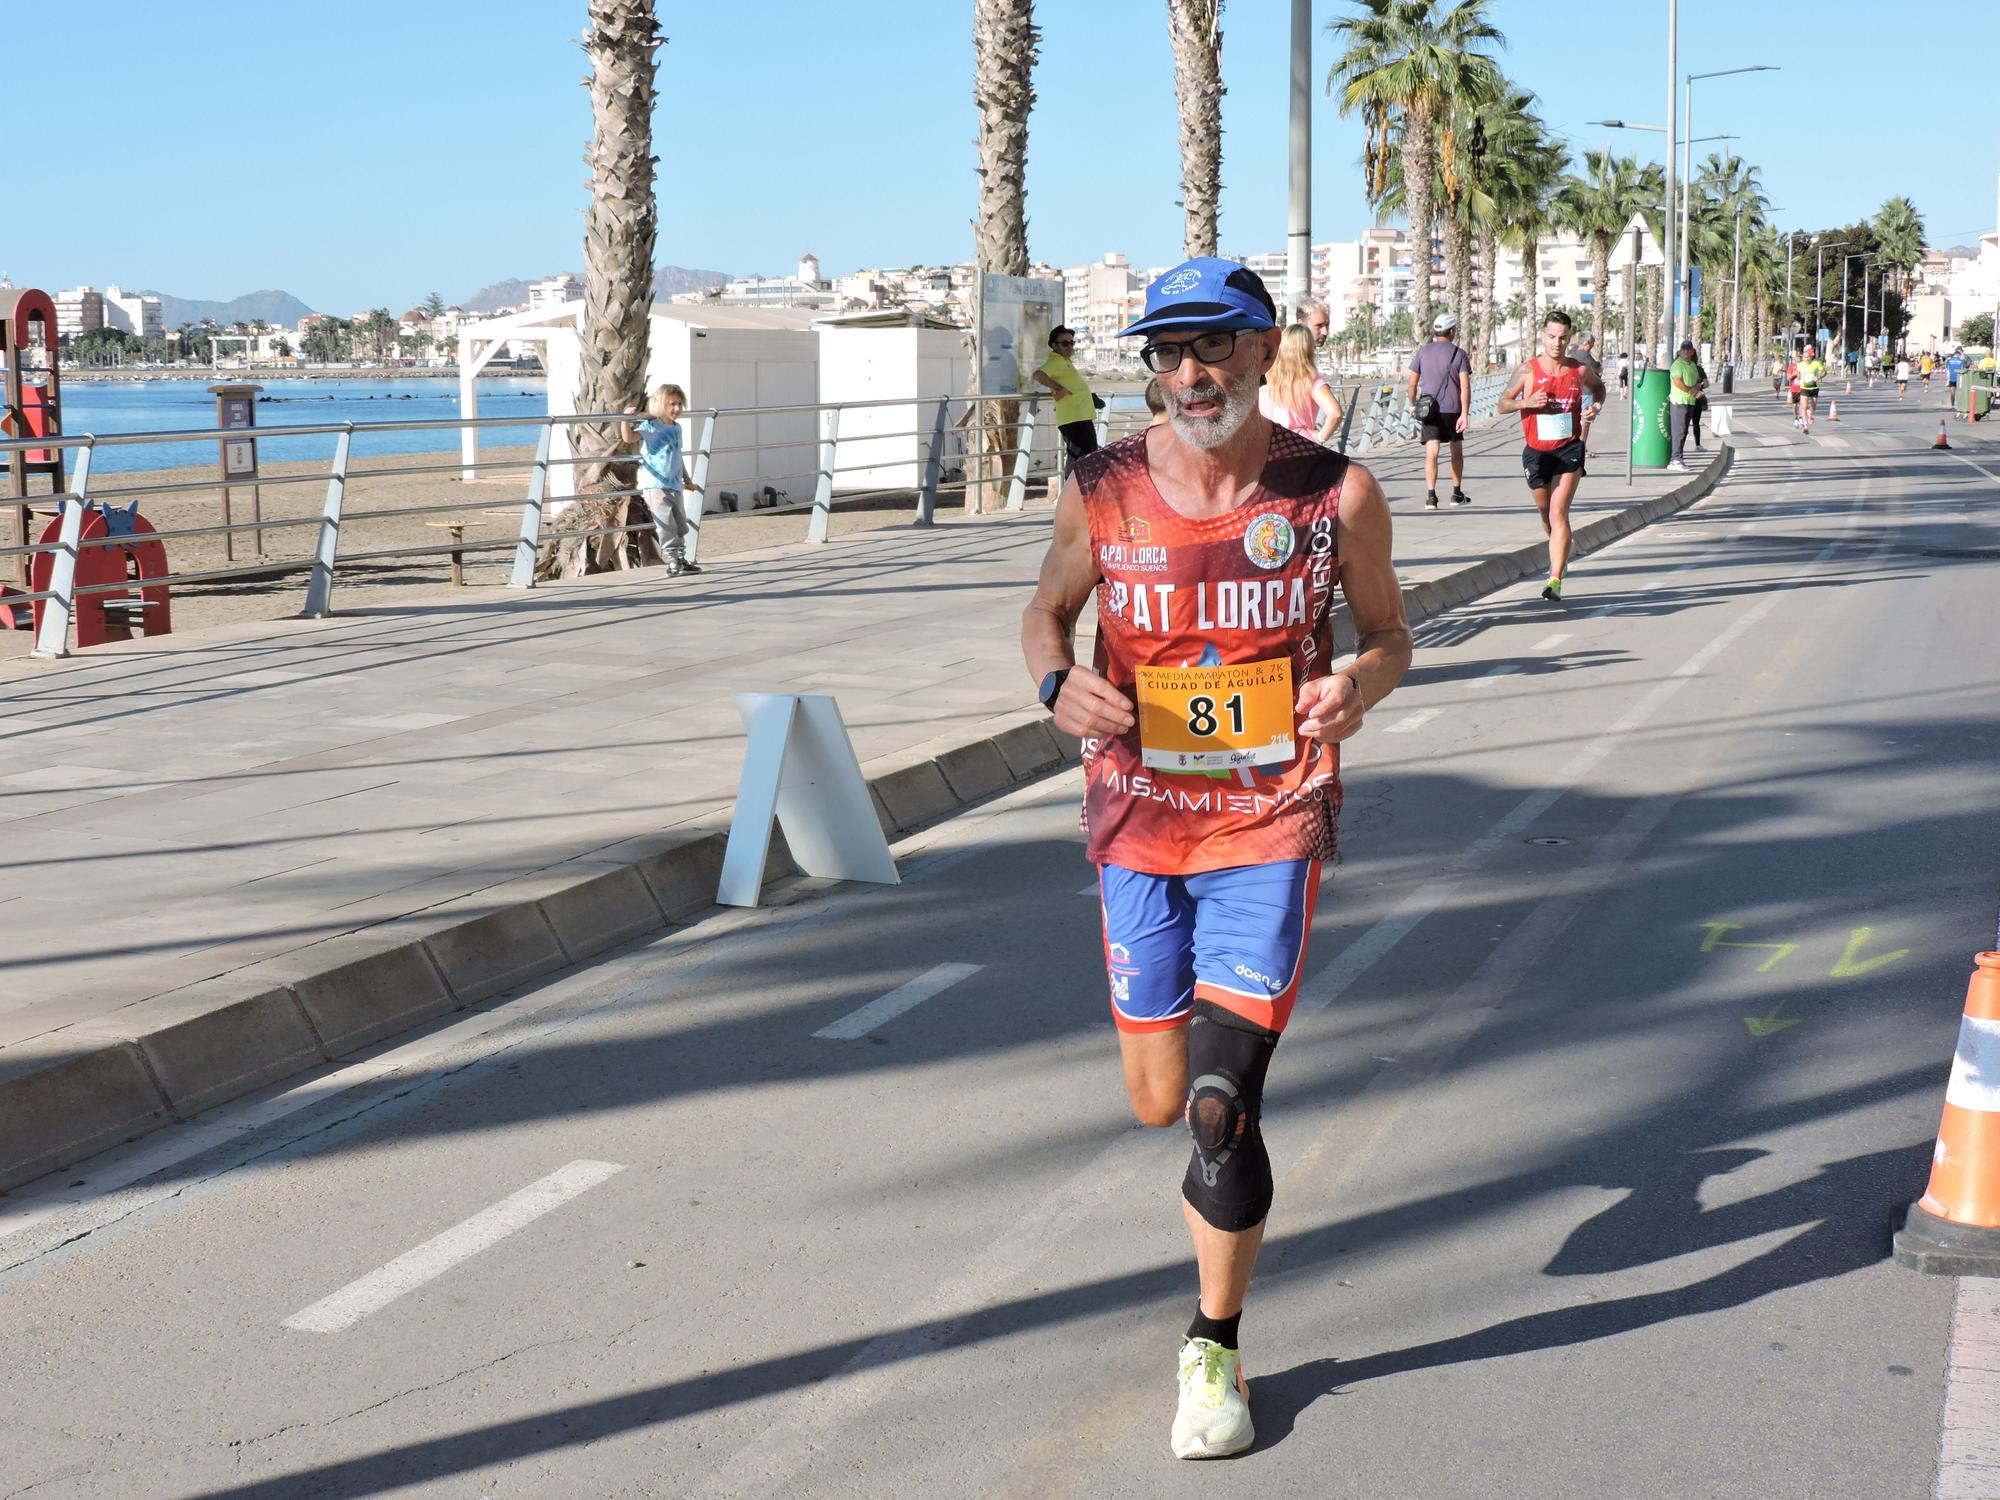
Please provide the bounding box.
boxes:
[1680,66,1777,355]
[1816,238,1852,354]
[1590,122,1737,353]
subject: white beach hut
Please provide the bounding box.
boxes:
[460,302,820,508]
[814,309,973,491]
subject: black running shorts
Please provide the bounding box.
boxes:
[1522,439,1586,491]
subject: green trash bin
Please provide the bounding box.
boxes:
[1632,368,1670,467]
[1966,370,1995,421]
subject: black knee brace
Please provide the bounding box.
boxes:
[1182,1001,1280,1232]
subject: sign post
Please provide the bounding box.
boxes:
[209,383,263,559]
[1607,215,1667,485]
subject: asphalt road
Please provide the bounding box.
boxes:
[2,390,1997,1499]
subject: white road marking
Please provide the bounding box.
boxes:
[813,963,982,1040]
[1384,707,1442,734]
[1948,451,2000,488]
[1532,632,1572,652]
[1936,1277,2000,1499]
[1469,664,1522,689]
[281,1159,625,1334]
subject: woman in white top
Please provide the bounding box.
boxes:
[1257,323,1342,445]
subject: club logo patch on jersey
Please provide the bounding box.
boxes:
[1119,516,1152,544]
[1242,513,1296,571]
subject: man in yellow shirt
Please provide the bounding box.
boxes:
[1034,326,1102,464]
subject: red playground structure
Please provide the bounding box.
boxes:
[29,500,172,647]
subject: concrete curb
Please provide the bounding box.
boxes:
[0,445,1732,1195]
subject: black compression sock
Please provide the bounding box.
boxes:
[1187,1308,1242,1350]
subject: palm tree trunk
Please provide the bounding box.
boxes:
[1167,0,1223,260]
[972,0,1039,512]
[576,0,662,489]
[1477,229,1498,370]
[1621,263,1636,359]
[1518,238,1540,354]
[1445,207,1470,336]
[1402,100,1436,341]
[1644,266,1662,359]
[1591,235,1611,351]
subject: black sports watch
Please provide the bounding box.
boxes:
[1038,667,1071,714]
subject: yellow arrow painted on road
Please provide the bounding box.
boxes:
[1700,922,1800,973]
[1745,998,1802,1037]
[1830,926,1910,978]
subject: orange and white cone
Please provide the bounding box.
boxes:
[1934,418,1951,450]
[1829,400,1840,422]
[1895,952,2000,1274]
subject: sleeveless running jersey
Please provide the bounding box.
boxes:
[1076,426,1345,876]
[1519,358,1585,451]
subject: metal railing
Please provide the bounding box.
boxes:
[1,390,1066,658]
[3,371,1513,658]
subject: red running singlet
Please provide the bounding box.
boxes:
[1075,426,1346,876]
[1519,357,1585,451]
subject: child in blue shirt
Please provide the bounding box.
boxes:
[621,383,700,576]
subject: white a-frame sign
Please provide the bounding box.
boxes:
[717,693,900,907]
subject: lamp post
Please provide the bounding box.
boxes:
[1589,122,1737,356]
[1679,66,1777,355]
[1839,251,1870,375]
[1816,238,1852,354]
[1287,0,1310,322]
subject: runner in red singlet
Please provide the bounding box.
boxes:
[1497,309,1604,602]
[1022,258,1412,1459]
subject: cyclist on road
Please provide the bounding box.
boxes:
[1022,257,1411,1461]
[1497,309,1604,603]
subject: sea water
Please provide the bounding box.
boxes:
[31,377,548,475]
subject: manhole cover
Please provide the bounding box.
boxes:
[1526,836,1575,847]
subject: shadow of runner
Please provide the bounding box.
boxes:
[1247,1140,1929,1451]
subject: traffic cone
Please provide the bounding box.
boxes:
[1845,379,1853,395]
[1934,418,1951,450]
[1829,400,1839,422]
[1895,953,2000,1274]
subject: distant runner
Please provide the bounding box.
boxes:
[1023,257,1410,1460]
[1797,345,1826,433]
[1895,355,1910,400]
[1496,309,1603,602]
[1946,348,1966,408]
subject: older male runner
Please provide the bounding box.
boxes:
[1497,309,1604,602]
[1022,258,1411,1459]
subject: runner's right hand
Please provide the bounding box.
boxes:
[1054,666,1135,739]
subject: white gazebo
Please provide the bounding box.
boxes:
[457,300,582,485]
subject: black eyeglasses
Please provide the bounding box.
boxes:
[1140,329,1245,373]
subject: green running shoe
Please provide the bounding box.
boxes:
[1172,1337,1253,1459]
[1541,577,1564,602]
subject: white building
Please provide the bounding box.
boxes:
[1062,253,1144,356]
[102,284,162,338]
[528,274,581,313]
[816,309,975,489]
[719,252,834,310]
[1946,235,2000,331]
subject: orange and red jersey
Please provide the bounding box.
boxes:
[1519,357,1586,451]
[1074,427,1345,876]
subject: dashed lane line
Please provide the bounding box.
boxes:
[281,1159,625,1334]
[813,963,983,1040]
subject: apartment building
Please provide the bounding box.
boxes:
[528,274,581,312]
[55,285,105,341]
[1062,253,1145,353]
[102,284,163,338]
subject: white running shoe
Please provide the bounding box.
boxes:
[1172,1338,1253,1459]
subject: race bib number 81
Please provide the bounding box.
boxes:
[1135,657,1295,771]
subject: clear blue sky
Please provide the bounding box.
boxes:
[12,0,1996,316]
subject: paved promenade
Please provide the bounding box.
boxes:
[0,397,1736,1190]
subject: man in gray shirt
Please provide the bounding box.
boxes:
[1408,311,1472,508]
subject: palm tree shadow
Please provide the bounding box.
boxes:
[1248,1140,1927,1451]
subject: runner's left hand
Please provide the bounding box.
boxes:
[1297,674,1365,743]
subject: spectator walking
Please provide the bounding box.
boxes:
[1257,324,1342,444]
[1407,311,1472,509]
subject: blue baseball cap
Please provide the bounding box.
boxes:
[1120,257,1278,340]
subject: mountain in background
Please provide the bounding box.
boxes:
[141,289,317,330]
[458,263,731,314]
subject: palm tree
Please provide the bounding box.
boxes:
[1556,151,1655,352]
[1693,153,1766,353]
[1874,196,1926,354]
[1328,0,1504,341]
[973,0,1037,281]
[1462,85,1552,368]
[1166,0,1224,260]
[972,0,1038,512]
[1497,139,1567,361]
[1739,223,1784,371]
[575,0,663,486]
